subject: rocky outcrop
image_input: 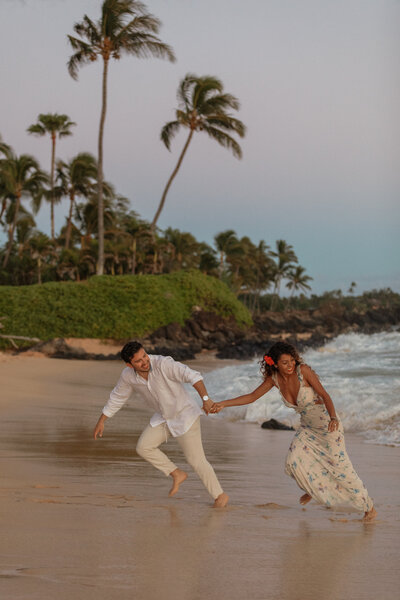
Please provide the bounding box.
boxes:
[23,303,400,361]
[261,419,294,431]
[30,338,120,361]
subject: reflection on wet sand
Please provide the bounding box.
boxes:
[279,519,374,600]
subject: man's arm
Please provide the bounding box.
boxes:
[161,357,212,413]
[93,370,132,440]
[193,380,214,414]
[93,413,108,439]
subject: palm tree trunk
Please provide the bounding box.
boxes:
[50,133,56,240]
[152,249,158,274]
[131,238,137,275]
[96,57,109,275]
[0,199,7,222]
[271,277,281,311]
[37,257,42,285]
[219,250,224,279]
[3,193,21,267]
[65,190,75,249]
[151,129,194,232]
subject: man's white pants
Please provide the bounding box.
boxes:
[136,417,223,500]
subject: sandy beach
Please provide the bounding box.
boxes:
[1,354,399,600]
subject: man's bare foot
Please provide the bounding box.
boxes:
[363,506,377,522]
[299,493,312,505]
[168,468,187,497]
[213,492,229,508]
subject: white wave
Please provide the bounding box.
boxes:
[202,331,400,447]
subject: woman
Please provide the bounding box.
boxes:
[211,341,376,521]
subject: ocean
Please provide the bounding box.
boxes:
[202,331,400,447]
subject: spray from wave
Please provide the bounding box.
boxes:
[202,331,400,447]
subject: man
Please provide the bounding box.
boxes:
[93,341,229,508]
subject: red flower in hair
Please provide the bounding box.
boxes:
[264,355,275,366]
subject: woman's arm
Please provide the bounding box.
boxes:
[301,364,339,431]
[212,378,274,412]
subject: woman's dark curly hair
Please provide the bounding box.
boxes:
[260,341,302,379]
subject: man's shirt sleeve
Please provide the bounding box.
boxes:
[161,356,203,386]
[102,370,133,417]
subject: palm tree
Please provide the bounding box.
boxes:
[151,74,246,231]
[248,240,274,313]
[27,113,76,239]
[214,229,239,279]
[286,265,313,298]
[198,242,219,275]
[56,153,97,249]
[0,151,48,267]
[0,135,11,159]
[348,281,357,294]
[67,0,175,276]
[75,182,116,244]
[163,227,200,270]
[28,232,56,285]
[224,235,250,293]
[0,135,12,223]
[269,239,298,309]
[115,210,152,274]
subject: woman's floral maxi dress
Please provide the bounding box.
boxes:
[272,365,373,512]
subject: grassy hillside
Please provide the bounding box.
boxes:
[0,271,252,345]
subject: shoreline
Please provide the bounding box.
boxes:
[0,354,399,599]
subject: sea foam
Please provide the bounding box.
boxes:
[201,331,400,447]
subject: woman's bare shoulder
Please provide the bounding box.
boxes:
[300,363,320,380]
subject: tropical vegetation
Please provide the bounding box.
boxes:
[4,0,387,338]
[0,270,252,346]
[67,0,175,275]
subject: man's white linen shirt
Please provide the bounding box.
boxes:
[102,355,203,437]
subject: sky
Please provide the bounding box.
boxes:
[0,0,399,294]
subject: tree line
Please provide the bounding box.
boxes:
[0,0,313,308]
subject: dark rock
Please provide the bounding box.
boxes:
[164,322,184,342]
[261,419,294,431]
[208,331,229,348]
[193,311,221,332]
[151,345,196,361]
[183,319,206,339]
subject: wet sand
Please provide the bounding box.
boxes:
[1,356,399,600]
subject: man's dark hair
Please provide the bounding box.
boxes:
[121,341,143,363]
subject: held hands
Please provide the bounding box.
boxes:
[202,399,225,415]
[202,398,215,415]
[209,401,225,414]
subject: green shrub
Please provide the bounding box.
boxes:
[0,270,252,346]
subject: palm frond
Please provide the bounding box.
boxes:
[177,74,198,111]
[202,125,243,159]
[74,15,101,45]
[160,120,181,150]
[201,93,240,114]
[67,37,98,79]
[26,123,46,136]
[192,76,224,108]
[119,14,161,37]
[175,110,191,126]
[202,115,245,137]
[116,35,175,61]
